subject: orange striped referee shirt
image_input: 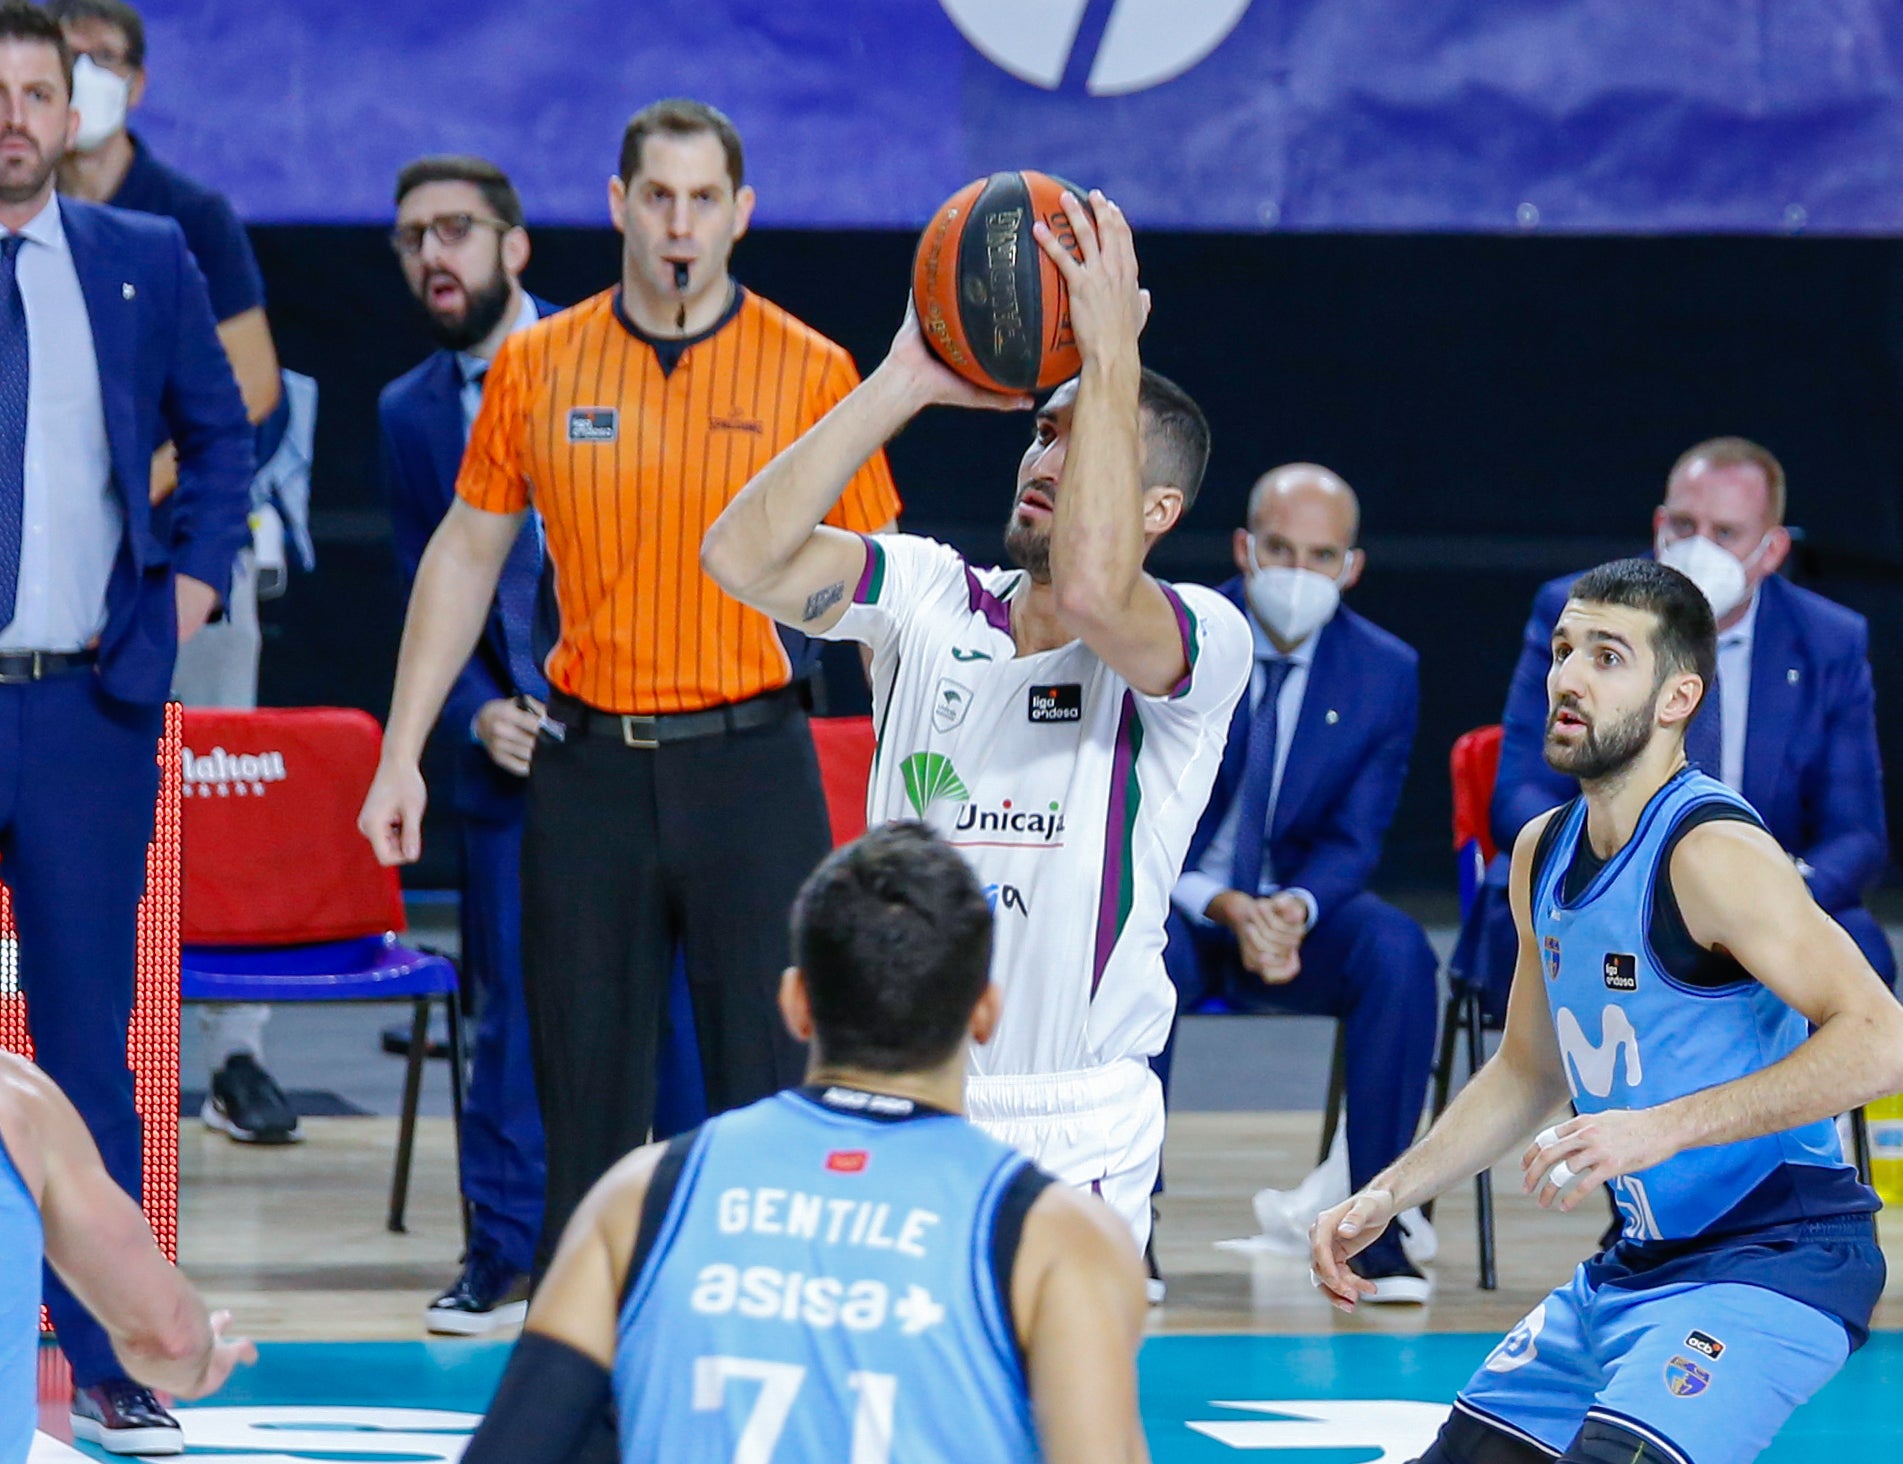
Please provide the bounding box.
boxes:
[458,287,900,714]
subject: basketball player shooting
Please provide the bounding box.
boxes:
[0,1053,254,1458]
[701,190,1251,1252]
[460,823,1149,1464]
[1310,560,1903,1464]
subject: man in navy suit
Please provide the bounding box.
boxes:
[1163,464,1439,1303]
[0,6,251,1450]
[380,156,557,1337]
[1492,437,1894,986]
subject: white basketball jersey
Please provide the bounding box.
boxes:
[817,534,1250,1075]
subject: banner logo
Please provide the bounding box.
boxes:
[939,0,1253,96]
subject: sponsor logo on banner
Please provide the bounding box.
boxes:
[1664,1356,1711,1397]
[181,745,288,798]
[1028,682,1082,722]
[953,798,1065,847]
[900,752,970,817]
[933,677,974,732]
[1555,1004,1644,1099]
[938,0,1254,96]
[567,407,617,442]
[1603,952,1638,991]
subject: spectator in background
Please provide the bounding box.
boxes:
[358,99,901,1282]
[1491,437,1894,987]
[0,5,253,1448]
[1160,465,1438,1303]
[48,0,302,1140]
[378,155,556,1336]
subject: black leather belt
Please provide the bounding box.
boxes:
[547,686,797,749]
[0,648,97,684]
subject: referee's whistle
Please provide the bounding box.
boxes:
[515,692,565,744]
[673,261,691,292]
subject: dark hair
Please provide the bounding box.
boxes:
[0,1,73,92]
[1567,558,1717,708]
[1138,369,1211,510]
[790,822,993,1073]
[42,0,139,69]
[618,97,745,191]
[394,155,524,230]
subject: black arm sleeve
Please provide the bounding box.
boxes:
[462,1332,616,1464]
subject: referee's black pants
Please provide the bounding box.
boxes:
[520,704,829,1278]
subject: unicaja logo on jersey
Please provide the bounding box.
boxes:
[938,0,1253,95]
[181,745,288,798]
[901,752,970,818]
[953,798,1065,845]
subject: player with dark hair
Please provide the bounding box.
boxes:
[702,191,1251,1258]
[1311,558,1903,1464]
[460,822,1149,1464]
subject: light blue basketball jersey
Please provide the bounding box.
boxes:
[0,1130,43,1464]
[1532,769,1871,1242]
[615,1086,1046,1464]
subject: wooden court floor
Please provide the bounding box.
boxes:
[177,1110,1903,1341]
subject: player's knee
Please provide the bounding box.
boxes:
[1558,1416,1684,1464]
[1413,1407,1553,1464]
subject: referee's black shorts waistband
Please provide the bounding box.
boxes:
[545,685,800,749]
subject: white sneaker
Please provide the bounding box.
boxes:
[1250,1122,1437,1266]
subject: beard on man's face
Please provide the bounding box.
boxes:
[1544,697,1654,783]
[0,130,57,206]
[1003,515,1051,584]
[419,263,513,352]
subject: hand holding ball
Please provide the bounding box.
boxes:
[912,171,1092,393]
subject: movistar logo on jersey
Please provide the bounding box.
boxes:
[901,752,970,817]
[1555,1004,1644,1099]
[953,798,1065,844]
[938,0,1254,96]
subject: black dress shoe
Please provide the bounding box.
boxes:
[426,1249,531,1335]
[71,1380,184,1455]
[202,1053,301,1144]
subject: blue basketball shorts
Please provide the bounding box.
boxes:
[1454,1266,1850,1464]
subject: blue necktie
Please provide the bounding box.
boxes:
[0,235,27,630]
[1686,668,1723,779]
[1229,658,1293,896]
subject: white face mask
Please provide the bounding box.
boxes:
[71,56,130,152]
[1244,539,1347,646]
[1655,532,1767,621]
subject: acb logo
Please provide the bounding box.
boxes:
[938,0,1253,96]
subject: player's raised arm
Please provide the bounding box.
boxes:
[1521,818,1903,1207]
[1028,192,1186,699]
[1311,810,1573,1310]
[1013,1182,1151,1464]
[702,306,1026,634]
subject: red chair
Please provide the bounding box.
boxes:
[1430,725,1504,1288]
[178,707,464,1234]
[810,715,874,847]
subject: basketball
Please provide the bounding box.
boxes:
[911,171,1094,394]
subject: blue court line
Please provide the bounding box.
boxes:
[132,1332,1899,1462]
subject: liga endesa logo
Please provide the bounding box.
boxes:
[181,744,288,798]
[938,0,1252,96]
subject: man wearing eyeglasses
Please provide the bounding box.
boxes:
[49,0,302,1148]
[378,156,559,1337]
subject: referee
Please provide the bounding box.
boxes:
[359,98,899,1276]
